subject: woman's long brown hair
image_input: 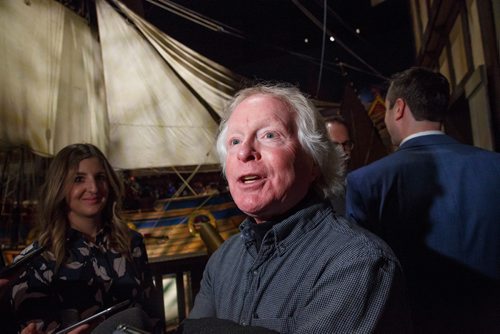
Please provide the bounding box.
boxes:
[35,144,131,269]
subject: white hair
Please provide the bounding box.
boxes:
[216,83,345,198]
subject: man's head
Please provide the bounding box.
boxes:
[384,67,450,145]
[216,83,344,223]
[326,116,353,162]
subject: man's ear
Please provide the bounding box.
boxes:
[394,98,405,120]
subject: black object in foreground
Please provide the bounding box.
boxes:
[55,300,130,334]
[177,318,279,334]
[0,246,45,279]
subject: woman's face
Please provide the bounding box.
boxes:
[65,157,109,227]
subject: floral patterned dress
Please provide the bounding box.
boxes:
[10,227,157,333]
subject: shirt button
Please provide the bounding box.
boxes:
[253,270,258,275]
[241,321,246,326]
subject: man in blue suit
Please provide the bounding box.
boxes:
[346,67,500,333]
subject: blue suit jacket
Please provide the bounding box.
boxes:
[346,134,500,331]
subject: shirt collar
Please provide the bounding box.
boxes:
[239,191,329,256]
[66,225,109,245]
[400,130,444,146]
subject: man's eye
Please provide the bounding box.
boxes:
[230,138,241,145]
[264,132,276,139]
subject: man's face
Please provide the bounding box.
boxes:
[326,121,353,159]
[224,94,317,223]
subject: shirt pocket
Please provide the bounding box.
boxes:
[251,316,295,333]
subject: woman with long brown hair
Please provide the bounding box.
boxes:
[10,144,159,333]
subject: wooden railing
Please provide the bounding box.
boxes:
[148,252,208,324]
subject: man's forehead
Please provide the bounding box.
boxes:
[229,95,295,124]
[327,121,347,130]
[236,94,288,111]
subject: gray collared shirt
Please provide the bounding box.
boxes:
[189,195,411,333]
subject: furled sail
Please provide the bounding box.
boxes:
[96,0,244,169]
[0,0,244,169]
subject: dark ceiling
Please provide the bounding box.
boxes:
[140,0,416,102]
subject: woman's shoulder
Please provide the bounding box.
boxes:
[6,244,43,278]
[11,242,54,283]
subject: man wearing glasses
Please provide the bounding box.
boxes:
[325,116,354,170]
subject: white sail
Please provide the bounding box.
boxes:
[0,0,107,156]
[0,0,245,169]
[96,0,245,169]
[0,0,338,170]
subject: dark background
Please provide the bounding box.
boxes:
[133,0,416,102]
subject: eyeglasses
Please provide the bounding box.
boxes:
[332,140,354,151]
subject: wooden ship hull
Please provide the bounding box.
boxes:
[122,192,245,261]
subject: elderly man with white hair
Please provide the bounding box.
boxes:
[186,83,411,333]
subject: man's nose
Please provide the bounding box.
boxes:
[237,140,260,162]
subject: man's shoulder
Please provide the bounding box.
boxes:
[423,137,500,169]
[459,143,500,159]
[223,231,244,246]
[347,152,401,182]
[209,231,245,258]
[318,214,399,263]
[347,135,474,180]
[405,134,499,156]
